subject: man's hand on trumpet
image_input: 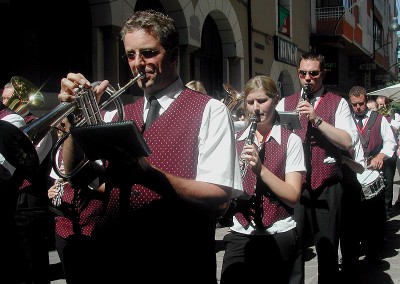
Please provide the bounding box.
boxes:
[59,73,109,103]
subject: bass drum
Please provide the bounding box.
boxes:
[357,169,385,200]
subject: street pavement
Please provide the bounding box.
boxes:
[49,175,400,284]
[217,175,400,284]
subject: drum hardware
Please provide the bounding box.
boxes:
[357,169,386,200]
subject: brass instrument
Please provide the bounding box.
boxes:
[5,76,45,114]
[0,77,44,175]
[223,83,245,121]
[239,112,260,178]
[378,105,394,118]
[50,72,145,179]
[0,73,143,178]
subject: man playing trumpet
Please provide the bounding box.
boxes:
[55,10,243,284]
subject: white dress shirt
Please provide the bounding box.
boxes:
[231,123,306,235]
[141,79,243,197]
[276,88,359,149]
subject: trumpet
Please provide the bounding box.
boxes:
[50,72,145,179]
[21,72,144,150]
[239,112,260,178]
[1,74,143,178]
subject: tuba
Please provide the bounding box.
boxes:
[4,76,45,114]
[223,83,245,121]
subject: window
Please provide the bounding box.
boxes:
[278,0,291,37]
[373,18,383,48]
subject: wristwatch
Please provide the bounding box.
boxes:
[313,116,323,127]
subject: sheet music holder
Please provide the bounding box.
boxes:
[277,111,302,130]
[71,120,151,163]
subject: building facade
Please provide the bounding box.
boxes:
[0,0,397,115]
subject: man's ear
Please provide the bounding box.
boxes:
[169,47,179,63]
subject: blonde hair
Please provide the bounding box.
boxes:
[243,75,279,119]
[185,80,207,95]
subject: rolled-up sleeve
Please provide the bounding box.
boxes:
[196,99,243,198]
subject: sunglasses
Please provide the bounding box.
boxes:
[298,70,321,78]
[351,102,366,107]
[123,49,162,61]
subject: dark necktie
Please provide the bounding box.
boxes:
[356,115,364,130]
[145,96,161,130]
[307,94,315,105]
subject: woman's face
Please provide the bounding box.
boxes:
[245,88,277,125]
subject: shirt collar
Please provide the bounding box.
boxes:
[144,78,184,111]
[237,123,282,147]
[304,87,324,102]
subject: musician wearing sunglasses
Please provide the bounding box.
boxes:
[57,10,243,283]
[276,52,358,283]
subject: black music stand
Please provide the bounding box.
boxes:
[277,111,302,130]
[71,120,151,163]
[71,120,152,216]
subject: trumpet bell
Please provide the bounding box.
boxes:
[7,76,45,113]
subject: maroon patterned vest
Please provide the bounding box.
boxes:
[56,88,212,238]
[284,91,343,190]
[234,127,293,228]
[360,113,383,158]
[118,88,211,209]
[54,146,114,238]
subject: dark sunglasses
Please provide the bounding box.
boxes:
[351,102,366,107]
[298,70,321,78]
[123,49,162,61]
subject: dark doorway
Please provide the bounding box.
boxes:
[191,15,223,99]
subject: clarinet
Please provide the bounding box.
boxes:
[302,83,311,101]
[239,112,260,178]
[295,84,311,117]
[217,113,259,228]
